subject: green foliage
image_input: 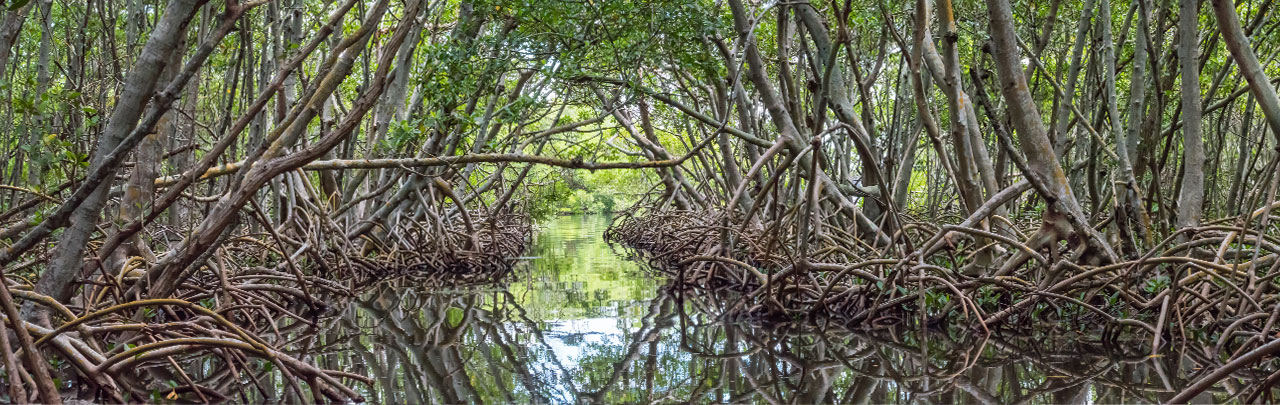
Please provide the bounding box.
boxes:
[524,167,650,218]
[494,0,724,81]
[5,0,30,11]
[1144,275,1170,295]
[446,306,466,327]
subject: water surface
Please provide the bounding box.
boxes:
[311,214,1269,404]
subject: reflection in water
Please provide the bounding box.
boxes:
[313,215,1267,404]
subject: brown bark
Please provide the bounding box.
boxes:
[984,0,1118,263]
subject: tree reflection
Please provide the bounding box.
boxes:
[298,280,1268,404]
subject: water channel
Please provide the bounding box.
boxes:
[309,215,1263,403]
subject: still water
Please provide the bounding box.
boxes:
[323,215,1262,403]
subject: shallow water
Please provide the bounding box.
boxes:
[309,214,1271,404]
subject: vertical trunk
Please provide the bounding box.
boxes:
[118,28,187,263]
[29,0,53,187]
[1177,0,1206,231]
[1227,94,1255,214]
[920,0,1007,236]
[1052,0,1095,154]
[0,0,32,198]
[893,65,922,211]
[1100,0,1126,189]
[936,0,1001,268]
[349,10,423,210]
[1115,0,1154,252]
[0,0,32,80]
[933,0,984,217]
[318,101,341,206]
[276,0,304,222]
[170,8,209,229]
[125,0,146,54]
[795,5,887,226]
[703,74,746,204]
[718,130,750,212]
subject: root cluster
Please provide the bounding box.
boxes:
[335,213,532,288]
[608,206,1280,399]
[1,207,530,403]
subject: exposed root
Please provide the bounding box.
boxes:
[2,207,530,402]
[332,213,532,288]
[608,207,1280,365]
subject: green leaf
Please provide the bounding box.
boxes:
[447,306,465,327]
[7,0,31,11]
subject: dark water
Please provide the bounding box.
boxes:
[313,215,1266,404]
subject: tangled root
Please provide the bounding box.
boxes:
[608,207,1280,353]
[335,213,533,288]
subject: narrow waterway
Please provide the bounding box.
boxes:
[311,215,1255,403]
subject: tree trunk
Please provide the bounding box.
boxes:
[1052,0,1095,154]
[1227,94,1255,214]
[984,0,1117,263]
[35,0,205,306]
[1177,0,1206,232]
[28,0,52,188]
[1211,0,1280,143]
